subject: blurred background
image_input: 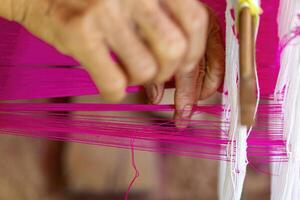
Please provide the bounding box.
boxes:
[0,91,270,200]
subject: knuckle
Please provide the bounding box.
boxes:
[176,93,194,104]
[50,0,97,25]
[183,70,198,79]
[161,33,187,62]
[198,4,210,21]
[191,21,205,37]
[54,16,95,51]
[190,5,210,34]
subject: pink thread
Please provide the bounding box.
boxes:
[0,0,297,165]
[0,102,288,162]
[0,0,282,100]
[124,138,140,200]
[248,160,280,176]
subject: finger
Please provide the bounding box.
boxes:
[128,0,187,82]
[145,83,165,104]
[199,13,225,100]
[79,45,127,102]
[50,1,128,102]
[196,59,206,99]
[70,36,127,102]
[162,0,210,72]
[97,2,158,85]
[174,66,199,129]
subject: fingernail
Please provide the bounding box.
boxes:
[149,84,158,104]
[181,105,193,119]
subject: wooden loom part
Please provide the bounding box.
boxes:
[239,7,258,128]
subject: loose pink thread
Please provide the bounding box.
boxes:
[124,138,140,200]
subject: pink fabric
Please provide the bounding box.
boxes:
[0,0,280,98]
[0,19,77,66]
[0,0,297,164]
[0,0,226,68]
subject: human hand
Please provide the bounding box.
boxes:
[4,0,209,102]
[146,7,225,128]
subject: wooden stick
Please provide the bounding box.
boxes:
[239,7,257,127]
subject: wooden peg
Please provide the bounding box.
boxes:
[239,7,257,127]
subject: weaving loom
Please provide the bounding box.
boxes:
[0,0,300,199]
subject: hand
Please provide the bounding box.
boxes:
[146,7,225,128]
[5,0,209,102]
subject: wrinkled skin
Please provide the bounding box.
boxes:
[1,0,224,127]
[145,8,225,128]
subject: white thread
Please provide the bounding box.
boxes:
[272,0,300,199]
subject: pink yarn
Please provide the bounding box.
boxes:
[124,139,140,200]
[0,103,287,162]
[0,0,298,163]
